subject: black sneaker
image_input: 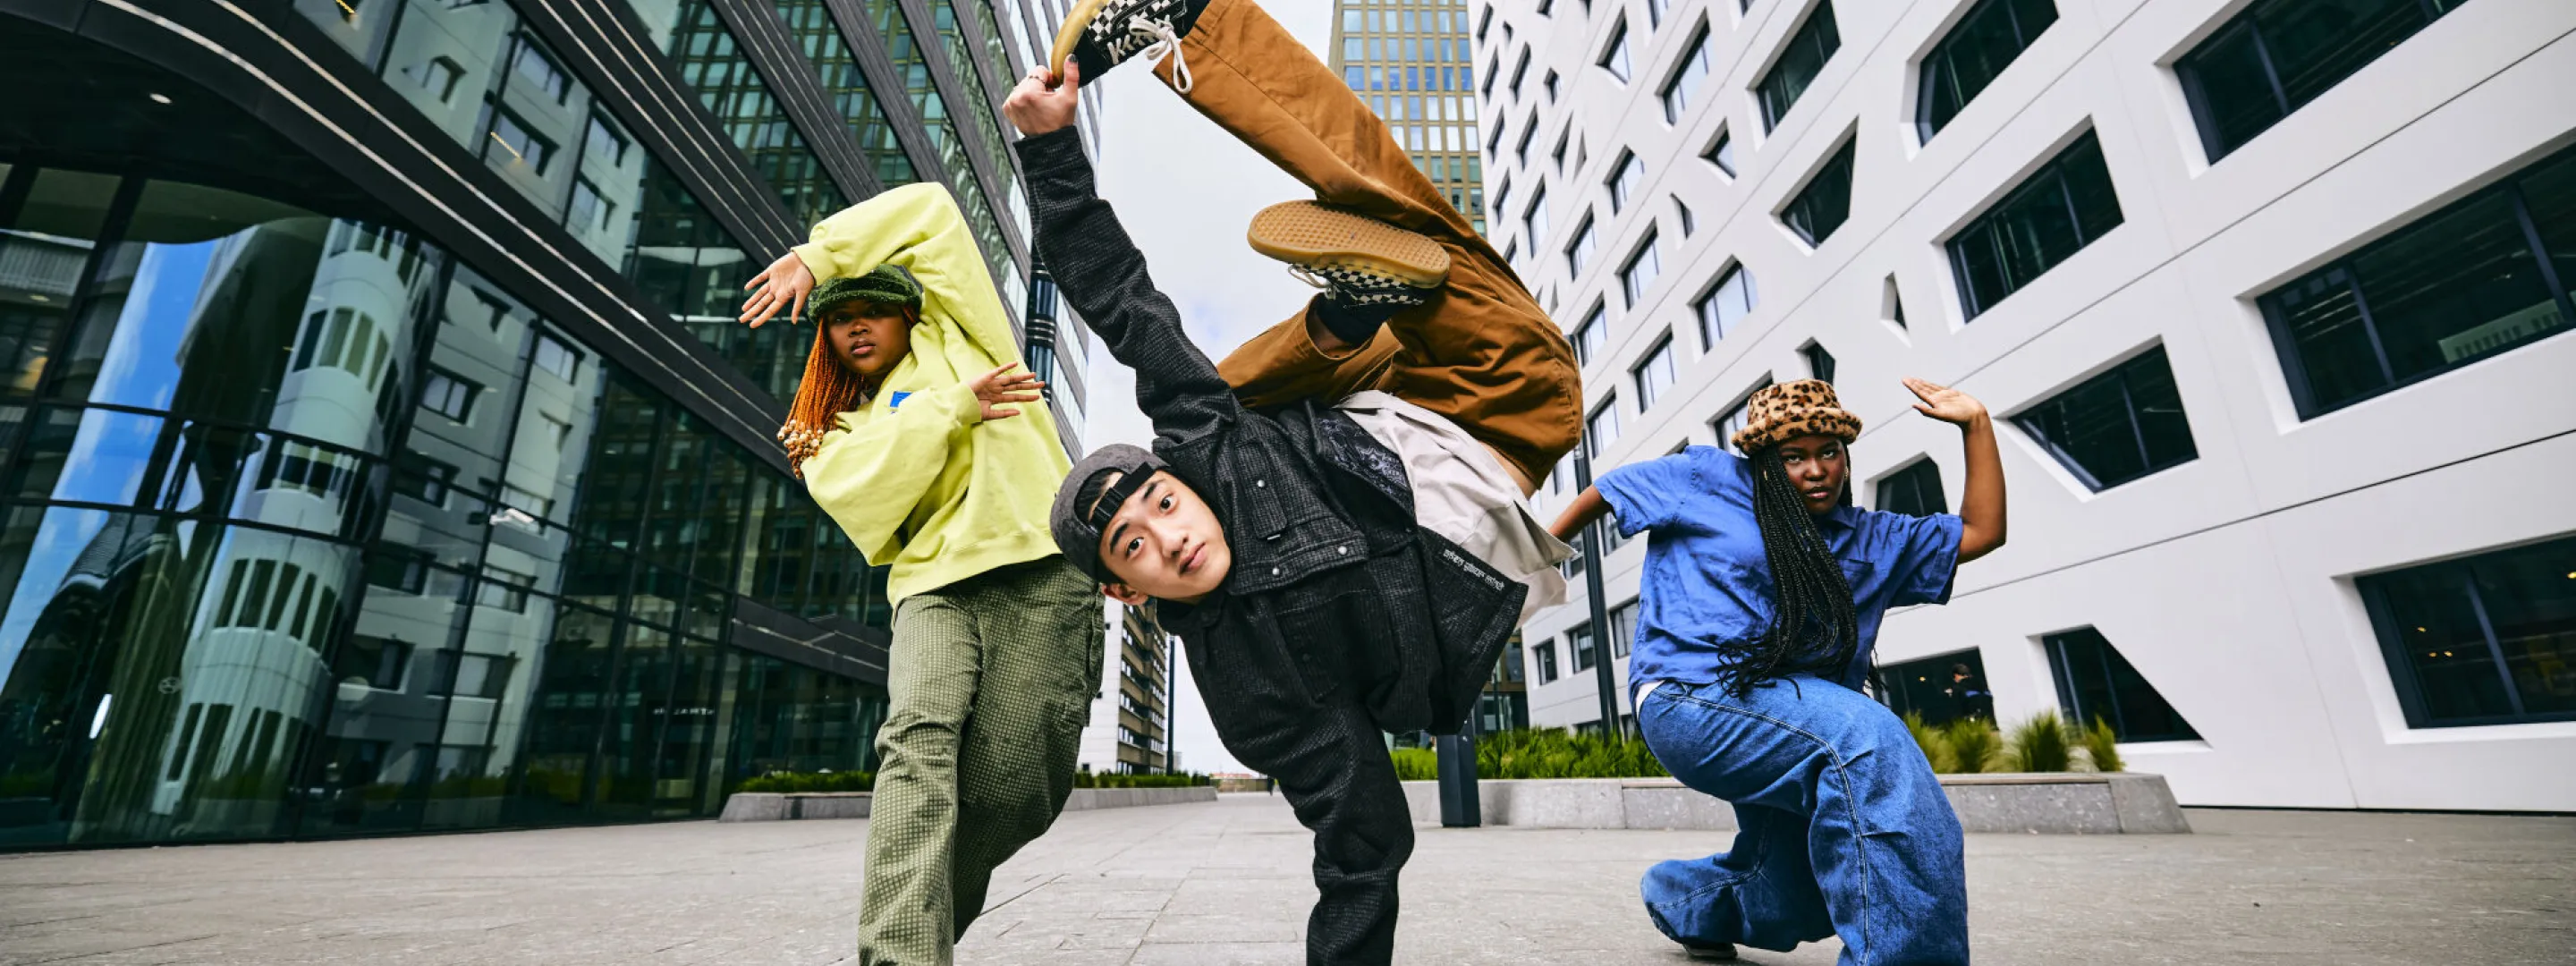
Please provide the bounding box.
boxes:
[1680,941,1739,961]
[1050,0,1210,90]
[1246,200,1448,310]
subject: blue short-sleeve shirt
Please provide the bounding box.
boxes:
[1596,446,1963,693]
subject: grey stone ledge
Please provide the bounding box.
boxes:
[1403,774,2190,835]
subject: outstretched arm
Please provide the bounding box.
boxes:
[1006,64,1238,447]
[1549,486,1613,544]
[1906,377,2005,562]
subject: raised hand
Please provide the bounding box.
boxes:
[740,250,817,328]
[969,362,1046,421]
[1903,377,1988,427]
[1003,60,1081,138]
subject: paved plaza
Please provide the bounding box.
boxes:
[1,793,2570,965]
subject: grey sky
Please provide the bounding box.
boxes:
[1074,4,1335,776]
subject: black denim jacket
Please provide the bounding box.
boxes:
[1017,127,1519,734]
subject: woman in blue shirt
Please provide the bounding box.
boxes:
[1551,377,2005,964]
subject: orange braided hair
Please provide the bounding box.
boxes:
[777,303,919,479]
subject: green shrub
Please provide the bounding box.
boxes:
[1474,727,1668,779]
[738,770,876,794]
[1940,717,1999,774]
[1902,711,1959,774]
[2079,716,2123,773]
[1391,747,1438,781]
[2002,711,2072,773]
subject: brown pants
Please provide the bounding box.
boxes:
[1153,0,1580,491]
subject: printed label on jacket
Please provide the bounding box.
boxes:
[888,391,911,410]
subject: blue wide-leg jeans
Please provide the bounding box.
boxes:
[1636,676,1969,965]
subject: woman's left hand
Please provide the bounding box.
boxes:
[1903,377,1987,426]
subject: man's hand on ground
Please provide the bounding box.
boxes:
[740,250,816,328]
[968,362,1046,421]
[1004,62,1081,138]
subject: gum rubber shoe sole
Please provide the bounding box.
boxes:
[1050,0,1110,75]
[1245,201,1450,288]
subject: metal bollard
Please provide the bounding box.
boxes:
[1436,733,1480,827]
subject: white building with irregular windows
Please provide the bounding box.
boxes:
[1475,0,2576,811]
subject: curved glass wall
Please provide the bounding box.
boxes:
[0,162,888,849]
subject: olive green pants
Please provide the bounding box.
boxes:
[857,557,1103,965]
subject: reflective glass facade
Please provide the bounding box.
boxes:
[3,0,1071,847]
[1333,0,1487,235]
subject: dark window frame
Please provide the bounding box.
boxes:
[2044,627,2203,742]
[1875,456,1947,515]
[1781,137,1857,247]
[2255,145,2576,419]
[2175,0,2470,164]
[1945,129,2123,318]
[2011,344,2199,491]
[1916,0,2058,142]
[2358,535,2576,729]
[1757,0,1842,131]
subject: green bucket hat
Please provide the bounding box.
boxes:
[808,264,922,319]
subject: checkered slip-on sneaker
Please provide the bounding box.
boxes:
[1050,0,1205,91]
[1247,200,1449,309]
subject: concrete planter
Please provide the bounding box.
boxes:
[1402,774,2189,835]
[721,785,1218,822]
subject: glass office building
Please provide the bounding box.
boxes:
[0,0,1089,847]
[1333,0,1486,236]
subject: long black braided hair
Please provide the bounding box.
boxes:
[1708,444,1861,698]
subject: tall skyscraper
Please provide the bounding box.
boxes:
[0,0,1097,848]
[1331,0,1487,235]
[1475,0,2575,813]
[1081,604,1175,775]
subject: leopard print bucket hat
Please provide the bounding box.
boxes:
[1731,378,1864,453]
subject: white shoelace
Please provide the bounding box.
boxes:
[1106,16,1191,92]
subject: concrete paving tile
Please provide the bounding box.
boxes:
[1142,911,1301,945]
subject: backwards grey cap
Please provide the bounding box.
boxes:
[1051,443,1173,584]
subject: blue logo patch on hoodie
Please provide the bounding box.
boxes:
[887,391,912,410]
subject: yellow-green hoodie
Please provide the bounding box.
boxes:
[792,182,1071,605]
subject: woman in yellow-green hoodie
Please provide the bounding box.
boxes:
[741,182,1104,966]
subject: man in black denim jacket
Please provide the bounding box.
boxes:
[1004,4,1583,957]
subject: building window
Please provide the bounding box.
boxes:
[1572,302,1608,366]
[1675,197,1696,236]
[1545,69,1561,102]
[568,178,614,233]
[2257,146,2576,419]
[2176,0,2470,163]
[1781,139,1856,247]
[1536,639,1560,683]
[1876,457,1946,515]
[1566,214,1598,275]
[1713,377,1773,454]
[1918,0,2057,141]
[1516,116,1537,165]
[1610,599,1639,657]
[1570,622,1597,672]
[1587,394,1623,456]
[1632,334,1676,411]
[1660,22,1713,124]
[368,549,433,595]
[1599,17,1632,83]
[477,569,537,614]
[2013,345,2196,491]
[1801,342,1836,382]
[2044,628,2200,741]
[1646,0,1670,28]
[2360,535,2576,728]
[417,55,464,104]
[510,32,572,103]
[1757,0,1840,131]
[337,636,411,691]
[1946,130,2123,318]
[1877,648,1990,725]
[1553,127,1572,174]
[395,454,459,507]
[584,113,629,165]
[532,332,582,381]
[1511,47,1531,97]
[1697,264,1758,347]
[1523,184,1550,248]
[1607,150,1644,213]
[484,106,555,174]
[1477,5,1493,40]
[1705,127,1737,176]
[419,367,481,422]
[1619,230,1662,308]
